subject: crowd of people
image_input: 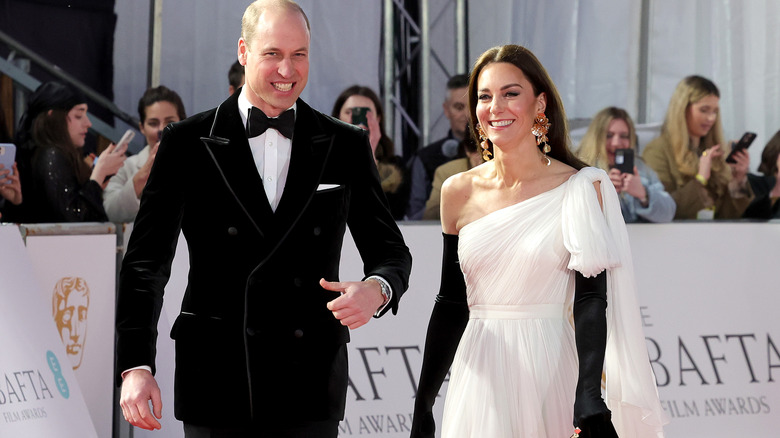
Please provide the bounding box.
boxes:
[0,74,780,223]
[1,72,777,223]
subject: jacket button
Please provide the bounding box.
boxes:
[246,327,257,336]
[293,278,303,287]
[313,226,321,236]
[228,226,238,236]
[294,329,304,338]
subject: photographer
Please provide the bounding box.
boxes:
[577,107,675,223]
[331,85,408,220]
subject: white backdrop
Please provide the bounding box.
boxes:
[113,0,780,170]
[113,0,385,153]
[467,0,641,127]
[645,0,780,169]
[468,0,780,169]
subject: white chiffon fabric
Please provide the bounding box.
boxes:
[441,167,667,438]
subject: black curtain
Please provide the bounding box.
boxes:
[0,0,117,155]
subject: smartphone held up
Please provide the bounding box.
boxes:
[725,132,756,164]
[350,107,369,128]
[614,148,635,174]
[116,129,135,153]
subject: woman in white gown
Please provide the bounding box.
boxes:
[411,45,667,438]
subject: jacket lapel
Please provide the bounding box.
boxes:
[272,99,333,240]
[200,93,274,237]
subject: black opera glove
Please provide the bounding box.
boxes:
[410,233,469,438]
[573,270,619,438]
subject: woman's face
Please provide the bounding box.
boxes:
[66,104,91,147]
[475,62,544,148]
[338,95,378,126]
[605,118,631,166]
[139,100,181,146]
[686,94,719,139]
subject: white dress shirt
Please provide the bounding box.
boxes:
[238,88,294,212]
[237,89,392,314]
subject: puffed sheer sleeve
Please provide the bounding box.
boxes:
[562,167,668,438]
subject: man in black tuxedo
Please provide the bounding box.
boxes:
[115,1,412,437]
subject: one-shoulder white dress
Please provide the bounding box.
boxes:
[441,168,667,438]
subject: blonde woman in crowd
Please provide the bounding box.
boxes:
[642,75,752,219]
[577,107,675,222]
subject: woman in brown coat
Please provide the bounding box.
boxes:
[642,75,752,219]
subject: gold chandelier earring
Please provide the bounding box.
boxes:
[532,112,551,166]
[476,123,493,161]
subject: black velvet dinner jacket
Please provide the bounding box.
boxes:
[115,90,412,426]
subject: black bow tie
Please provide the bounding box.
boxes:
[246,107,295,139]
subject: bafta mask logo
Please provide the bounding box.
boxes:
[52,277,90,370]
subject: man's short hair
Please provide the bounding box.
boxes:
[228,60,245,89]
[241,0,310,50]
[447,73,469,90]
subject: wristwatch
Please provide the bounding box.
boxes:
[377,280,391,306]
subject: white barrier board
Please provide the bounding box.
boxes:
[123,222,780,437]
[339,223,780,437]
[629,223,780,437]
[24,233,117,438]
[0,226,98,438]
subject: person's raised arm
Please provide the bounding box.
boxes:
[91,141,127,189]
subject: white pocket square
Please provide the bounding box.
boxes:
[316,184,341,191]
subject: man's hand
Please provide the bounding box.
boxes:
[320,278,384,329]
[119,369,162,430]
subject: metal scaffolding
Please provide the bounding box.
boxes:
[382,0,467,160]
